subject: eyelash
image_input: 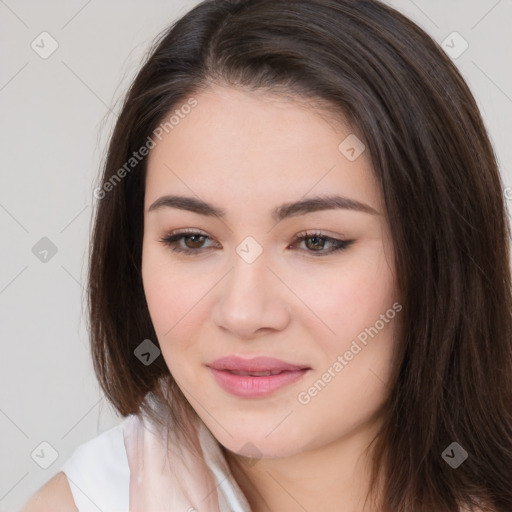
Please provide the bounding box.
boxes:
[158,229,354,256]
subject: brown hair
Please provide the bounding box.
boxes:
[88,1,512,510]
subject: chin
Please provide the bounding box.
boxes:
[206,420,308,461]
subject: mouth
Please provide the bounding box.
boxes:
[223,369,290,376]
[207,356,311,398]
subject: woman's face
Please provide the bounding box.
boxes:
[141,84,400,460]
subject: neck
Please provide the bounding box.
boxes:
[223,415,385,512]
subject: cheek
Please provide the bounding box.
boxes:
[142,255,206,385]
[141,243,199,342]
[291,248,397,351]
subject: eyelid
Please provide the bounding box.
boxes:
[290,231,354,255]
[158,229,354,256]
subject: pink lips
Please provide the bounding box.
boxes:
[207,356,310,398]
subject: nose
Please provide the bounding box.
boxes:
[212,248,291,339]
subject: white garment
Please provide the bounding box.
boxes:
[60,420,130,512]
[60,414,251,512]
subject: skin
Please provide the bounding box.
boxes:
[141,83,400,512]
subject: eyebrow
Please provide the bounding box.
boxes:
[147,194,379,221]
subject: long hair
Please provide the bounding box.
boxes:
[87,1,512,510]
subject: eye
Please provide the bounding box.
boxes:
[290,231,354,255]
[159,229,218,254]
[159,230,354,256]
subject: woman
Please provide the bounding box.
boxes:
[22,0,512,511]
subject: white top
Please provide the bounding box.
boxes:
[60,420,130,512]
[59,415,250,512]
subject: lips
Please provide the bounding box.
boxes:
[209,355,308,373]
[207,356,311,398]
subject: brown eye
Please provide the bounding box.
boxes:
[182,234,207,249]
[159,230,218,255]
[292,231,355,255]
[304,235,328,251]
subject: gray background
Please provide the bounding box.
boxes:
[1,1,511,510]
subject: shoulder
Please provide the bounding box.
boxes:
[20,471,76,512]
[23,417,135,512]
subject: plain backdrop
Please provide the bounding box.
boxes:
[1,0,511,510]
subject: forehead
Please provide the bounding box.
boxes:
[144,84,383,215]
